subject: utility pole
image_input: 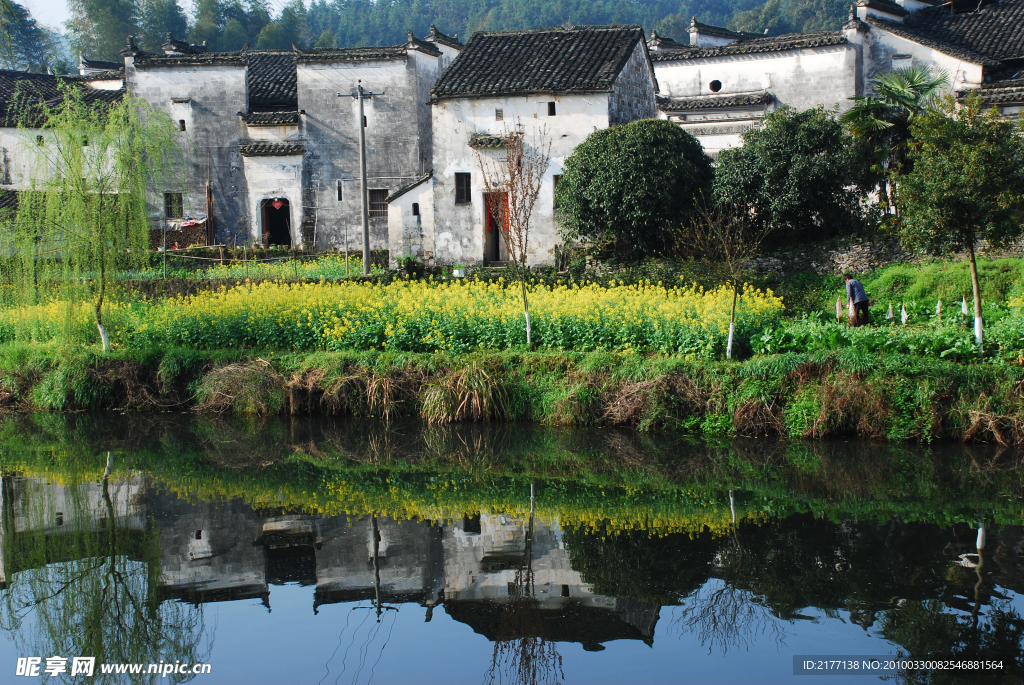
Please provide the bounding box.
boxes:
[340,81,384,276]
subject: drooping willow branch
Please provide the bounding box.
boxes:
[6,81,185,350]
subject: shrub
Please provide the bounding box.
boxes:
[555,119,713,260]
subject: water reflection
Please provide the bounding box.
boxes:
[0,415,1022,683]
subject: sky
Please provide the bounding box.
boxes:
[23,0,298,33]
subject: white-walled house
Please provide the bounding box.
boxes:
[125,29,460,249]
[388,25,658,267]
[651,0,1024,156]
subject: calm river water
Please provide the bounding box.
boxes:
[0,414,1021,684]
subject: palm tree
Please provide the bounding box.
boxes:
[842,66,948,210]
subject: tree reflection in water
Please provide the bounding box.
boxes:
[674,493,785,653]
[485,485,564,685]
[0,454,210,684]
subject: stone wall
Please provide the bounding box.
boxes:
[608,42,658,125]
[127,58,251,246]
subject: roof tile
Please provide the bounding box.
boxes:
[430,25,646,100]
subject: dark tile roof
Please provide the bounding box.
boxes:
[902,0,1024,62]
[80,57,122,71]
[244,110,300,125]
[0,70,124,126]
[161,33,207,55]
[425,25,463,50]
[687,18,762,40]
[430,25,647,101]
[386,171,432,202]
[658,91,773,112]
[865,16,1002,65]
[82,68,124,82]
[239,142,306,156]
[647,30,684,49]
[958,78,1024,105]
[294,46,412,63]
[246,51,297,111]
[468,133,509,148]
[649,30,846,60]
[855,0,907,17]
[0,188,19,213]
[134,51,247,67]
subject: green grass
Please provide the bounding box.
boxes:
[2,345,1022,444]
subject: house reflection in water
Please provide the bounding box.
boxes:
[2,476,659,650]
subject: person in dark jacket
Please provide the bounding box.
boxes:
[844,273,870,326]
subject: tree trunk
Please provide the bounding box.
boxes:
[520,273,532,346]
[95,261,109,352]
[968,243,983,350]
[726,283,738,360]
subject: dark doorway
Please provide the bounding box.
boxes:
[484,192,507,264]
[261,198,291,247]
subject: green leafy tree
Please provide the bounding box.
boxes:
[896,93,1024,350]
[1,2,62,72]
[555,119,712,261]
[313,27,335,48]
[188,0,223,50]
[10,86,182,352]
[842,66,948,209]
[220,17,248,49]
[139,0,188,52]
[254,21,288,49]
[713,105,867,241]
[66,0,140,62]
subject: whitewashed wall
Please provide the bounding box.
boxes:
[128,58,250,239]
[241,153,304,244]
[654,42,858,112]
[428,92,613,266]
[297,49,442,251]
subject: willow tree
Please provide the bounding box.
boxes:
[11,83,181,350]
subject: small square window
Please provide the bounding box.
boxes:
[412,202,420,216]
[164,192,183,219]
[178,119,186,131]
[547,101,556,116]
[337,180,343,202]
[455,173,471,205]
[495,108,503,121]
[368,188,388,218]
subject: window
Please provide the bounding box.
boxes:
[455,172,471,204]
[891,54,913,69]
[547,101,556,116]
[55,512,64,526]
[35,135,43,145]
[495,108,503,121]
[195,530,203,540]
[709,80,722,92]
[412,202,420,216]
[363,115,367,128]
[337,180,343,202]
[178,119,186,131]
[164,192,183,219]
[368,188,388,218]
[463,514,481,534]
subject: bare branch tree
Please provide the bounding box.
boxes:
[685,205,773,359]
[477,120,551,346]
